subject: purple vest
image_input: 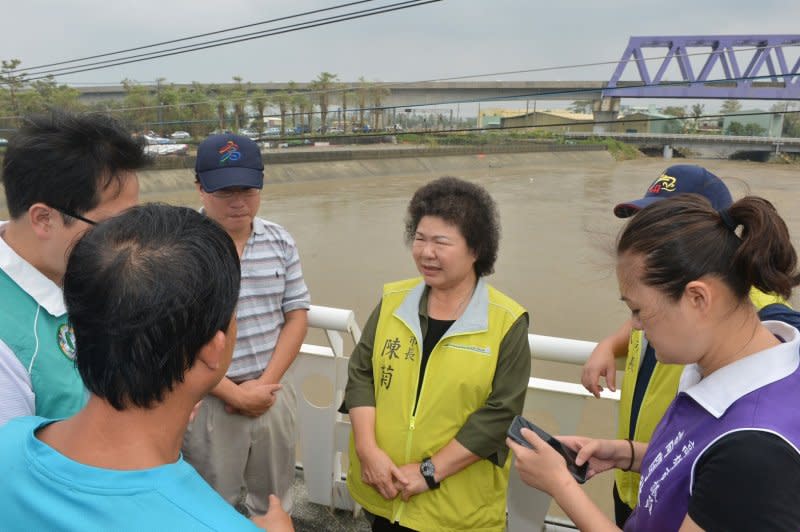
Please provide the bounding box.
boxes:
[624,364,800,531]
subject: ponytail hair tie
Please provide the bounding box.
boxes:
[719,208,738,232]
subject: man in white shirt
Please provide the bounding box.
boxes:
[0,112,144,426]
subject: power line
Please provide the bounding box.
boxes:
[21,1,442,81]
[14,0,379,73]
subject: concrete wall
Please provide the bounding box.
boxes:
[0,146,611,216]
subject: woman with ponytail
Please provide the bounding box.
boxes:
[509,194,800,531]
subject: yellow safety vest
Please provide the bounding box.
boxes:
[615,287,789,508]
[347,277,525,532]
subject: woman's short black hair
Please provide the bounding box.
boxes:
[405,176,500,277]
[63,204,241,410]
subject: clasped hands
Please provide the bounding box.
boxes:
[357,446,432,501]
[225,380,283,417]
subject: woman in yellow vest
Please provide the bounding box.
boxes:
[343,177,531,532]
[580,165,799,526]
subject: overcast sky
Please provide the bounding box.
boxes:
[3,0,799,113]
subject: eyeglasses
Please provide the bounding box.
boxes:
[206,188,261,200]
[51,206,97,226]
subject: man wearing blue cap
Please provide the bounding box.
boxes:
[183,134,310,517]
[581,164,800,527]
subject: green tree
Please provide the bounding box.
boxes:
[250,89,270,134]
[691,103,705,118]
[338,86,353,129]
[23,78,83,114]
[310,71,338,130]
[272,91,291,135]
[725,121,765,136]
[209,84,230,131]
[180,82,215,137]
[230,76,248,132]
[720,99,742,115]
[121,79,157,131]
[662,106,686,117]
[287,81,299,130]
[0,59,26,127]
[293,93,311,131]
[356,77,369,128]
[369,82,390,129]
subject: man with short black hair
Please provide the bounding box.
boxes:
[0,112,145,426]
[0,204,293,530]
[183,133,310,516]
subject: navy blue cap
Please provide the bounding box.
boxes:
[613,164,733,218]
[195,134,264,192]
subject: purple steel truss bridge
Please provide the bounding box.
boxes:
[604,35,800,100]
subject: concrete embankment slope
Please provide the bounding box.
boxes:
[0,145,611,215]
[135,144,611,195]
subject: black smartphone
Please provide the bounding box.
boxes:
[507,415,588,484]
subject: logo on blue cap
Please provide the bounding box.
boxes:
[648,173,677,194]
[218,141,242,164]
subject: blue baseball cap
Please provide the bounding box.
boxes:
[195,134,264,192]
[613,164,733,218]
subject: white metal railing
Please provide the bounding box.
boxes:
[292,304,620,530]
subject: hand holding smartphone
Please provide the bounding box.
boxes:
[507,415,588,484]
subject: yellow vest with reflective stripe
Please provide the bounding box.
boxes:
[615,288,789,508]
[347,277,525,532]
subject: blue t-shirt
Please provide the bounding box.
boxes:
[0,416,259,531]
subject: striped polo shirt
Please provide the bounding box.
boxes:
[228,217,310,382]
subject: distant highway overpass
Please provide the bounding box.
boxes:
[76,81,638,107]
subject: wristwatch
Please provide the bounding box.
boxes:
[419,457,440,490]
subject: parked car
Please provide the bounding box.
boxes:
[294,125,311,135]
[144,143,189,156]
[262,127,282,137]
[142,133,171,145]
[170,131,191,140]
[238,128,260,141]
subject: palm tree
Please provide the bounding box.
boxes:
[251,89,270,135]
[272,91,291,135]
[310,71,338,131]
[287,81,299,130]
[338,85,353,130]
[294,93,312,132]
[209,84,230,131]
[230,76,248,132]
[356,77,369,130]
[369,82,390,129]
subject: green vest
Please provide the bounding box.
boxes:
[0,268,84,419]
[614,287,788,508]
[347,278,525,532]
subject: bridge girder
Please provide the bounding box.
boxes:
[605,35,800,99]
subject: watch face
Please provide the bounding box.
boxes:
[421,460,435,476]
